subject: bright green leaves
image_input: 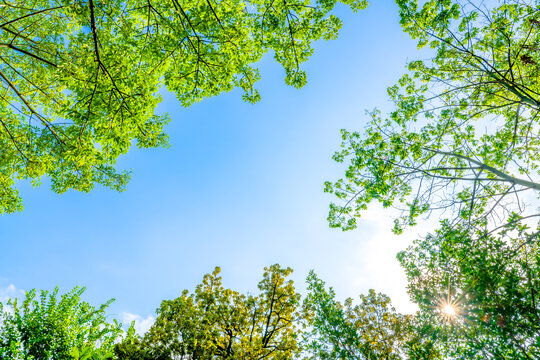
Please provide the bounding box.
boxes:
[326,119,421,233]
[0,0,367,214]
[0,287,123,360]
[70,346,116,360]
[304,272,419,360]
[1,266,493,360]
[396,0,460,48]
[0,267,302,360]
[137,264,302,360]
[398,222,540,358]
[327,0,540,234]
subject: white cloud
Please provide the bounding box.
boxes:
[344,203,442,314]
[121,312,155,335]
[0,283,24,304]
[0,283,25,318]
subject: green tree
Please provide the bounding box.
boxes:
[0,0,367,214]
[113,324,151,360]
[303,271,430,360]
[0,286,123,360]
[131,264,302,360]
[399,221,540,359]
[326,0,539,239]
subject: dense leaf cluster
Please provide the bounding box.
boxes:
[0,287,122,360]
[399,221,540,358]
[0,266,423,360]
[303,272,417,360]
[2,260,537,359]
[0,0,367,213]
[127,265,302,360]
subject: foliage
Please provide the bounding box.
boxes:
[113,324,150,360]
[326,0,539,236]
[133,264,302,359]
[399,221,540,359]
[0,286,123,360]
[0,269,448,360]
[303,271,415,360]
[0,0,368,214]
[325,0,540,358]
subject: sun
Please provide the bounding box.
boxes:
[442,304,457,317]
[436,297,462,322]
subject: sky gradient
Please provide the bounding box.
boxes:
[0,1,433,331]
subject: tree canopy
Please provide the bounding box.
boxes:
[0,0,367,214]
[113,266,423,360]
[0,286,123,360]
[119,265,303,360]
[326,0,539,238]
[325,0,540,358]
[303,271,416,360]
[399,221,540,359]
[6,265,526,359]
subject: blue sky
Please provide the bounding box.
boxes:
[0,1,429,330]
